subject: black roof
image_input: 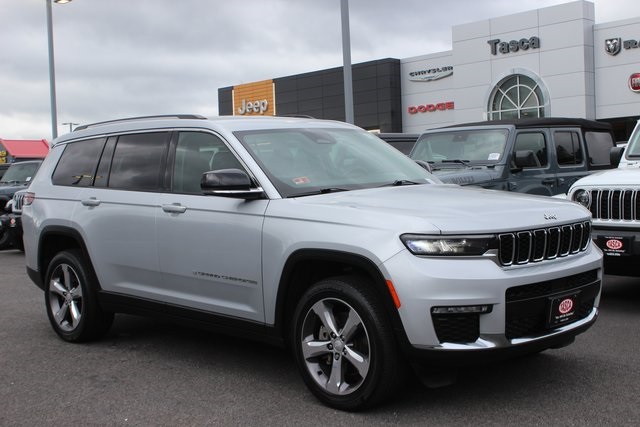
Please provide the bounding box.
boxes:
[436,117,612,131]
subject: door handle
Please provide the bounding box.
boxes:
[162,203,187,214]
[542,178,555,185]
[81,197,101,207]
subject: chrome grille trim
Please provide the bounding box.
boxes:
[498,221,591,266]
[587,188,640,221]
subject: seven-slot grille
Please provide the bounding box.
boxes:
[586,189,640,221]
[12,192,25,213]
[498,221,591,266]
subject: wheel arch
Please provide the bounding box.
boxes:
[273,249,407,347]
[35,225,97,291]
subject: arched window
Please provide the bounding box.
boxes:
[488,74,545,120]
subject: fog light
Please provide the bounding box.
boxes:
[431,305,493,314]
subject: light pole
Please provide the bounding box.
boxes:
[62,122,78,133]
[46,0,72,140]
[340,0,354,124]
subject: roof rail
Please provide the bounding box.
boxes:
[73,114,207,131]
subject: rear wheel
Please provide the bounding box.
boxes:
[44,250,113,342]
[0,228,11,250]
[291,276,403,411]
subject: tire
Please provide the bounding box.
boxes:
[0,229,11,250]
[44,250,114,342]
[291,276,403,411]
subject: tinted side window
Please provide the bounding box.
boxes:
[585,131,614,166]
[513,132,548,167]
[555,131,583,166]
[52,137,106,186]
[173,131,243,194]
[108,132,169,191]
[94,137,117,188]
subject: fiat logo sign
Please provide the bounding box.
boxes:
[606,239,623,250]
[559,298,574,314]
[630,73,640,93]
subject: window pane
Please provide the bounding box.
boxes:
[585,131,614,166]
[173,132,243,194]
[52,137,106,186]
[514,132,548,167]
[488,74,545,119]
[555,131,582,166]
[108,133,168,190]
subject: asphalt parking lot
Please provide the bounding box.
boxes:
[1,249,639,426]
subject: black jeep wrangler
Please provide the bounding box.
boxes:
[410,118,618,195]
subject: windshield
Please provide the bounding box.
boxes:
[0,162,40,184]
[234,127,437,197]
[411,129,509,166]
[625,121,640,158]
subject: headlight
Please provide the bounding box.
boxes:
[400,234,496,256]
[572,189,591,207]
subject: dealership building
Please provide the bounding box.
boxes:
[218,0,640,141]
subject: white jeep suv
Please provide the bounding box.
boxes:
[567,119,640,275]
[22,115,602,410]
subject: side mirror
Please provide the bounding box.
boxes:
[201,169,265,200]
[414,160,433,174]
[610,146,625,168]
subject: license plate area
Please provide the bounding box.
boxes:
[547,292,580,328]
[597,235,632,257]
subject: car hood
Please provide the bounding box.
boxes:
[432,168,498,186]
[570,168,640,187]
[279,184,589,235]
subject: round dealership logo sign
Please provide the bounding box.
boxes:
[606,239,623,250]
[630,73,640,92]
[559,298,574,314]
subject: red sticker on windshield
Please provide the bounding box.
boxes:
[292,177,310,185]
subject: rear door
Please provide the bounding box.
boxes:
[156,131,268,322]
[71,132,169,296]
[552,129,587,194]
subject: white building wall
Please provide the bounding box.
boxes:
[594,17,640,120]
[402,0,597,132]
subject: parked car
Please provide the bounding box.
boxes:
[0,189,27,251]
[22,115,602,410]
[566,119,640,275]
[377,133,419,155]
[0,160,42,249]
[410,118,617,195]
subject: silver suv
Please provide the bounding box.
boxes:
[22,115,602,410]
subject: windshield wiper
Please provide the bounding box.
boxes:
[377,180,423,188]
[291,187,350,197]
[440,159,471,168]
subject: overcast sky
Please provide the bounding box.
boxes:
[1,0,636,140]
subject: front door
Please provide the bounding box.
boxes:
[156,131,268,322]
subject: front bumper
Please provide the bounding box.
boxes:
[591,226,640,275]
[381,244,602,360]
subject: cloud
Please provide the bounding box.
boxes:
[0,0,636,139]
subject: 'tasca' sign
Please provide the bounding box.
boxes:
[487,36,540,55]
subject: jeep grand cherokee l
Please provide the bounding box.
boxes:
[22,115,602,410]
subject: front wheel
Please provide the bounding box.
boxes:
[44,250,113,342]
[291,276,403,411]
